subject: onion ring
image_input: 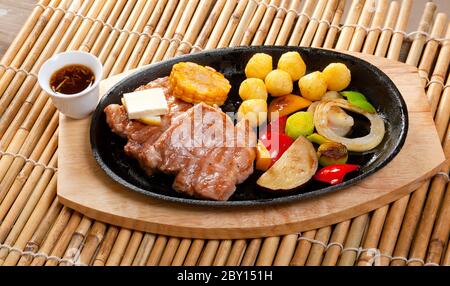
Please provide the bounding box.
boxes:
[314,99,385,152]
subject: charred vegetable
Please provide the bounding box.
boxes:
[259,131,294,165]
[307,133,330,145]
[257,136,318,190]
[317,142,348,166]
[341,91,376,113]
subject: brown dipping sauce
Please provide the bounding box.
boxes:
[50,64,95,94]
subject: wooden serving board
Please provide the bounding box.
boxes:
[57,52,447,239]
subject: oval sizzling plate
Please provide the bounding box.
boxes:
[90,46,408,206]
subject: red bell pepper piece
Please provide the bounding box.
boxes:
[260,131,293,165]
[313,164,360,185]
[265,115,288,135]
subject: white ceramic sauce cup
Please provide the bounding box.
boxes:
[38,51,103,119]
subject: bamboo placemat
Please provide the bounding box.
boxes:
[0,0,449,266]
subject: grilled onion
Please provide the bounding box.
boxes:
[314,99,385,152]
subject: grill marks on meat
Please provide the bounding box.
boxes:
[149,103,256,200]
[104,77,256,201]
[104,77,192,174]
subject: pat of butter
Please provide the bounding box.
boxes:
[123,88,168,119]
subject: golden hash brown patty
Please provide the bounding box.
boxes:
[169,62,231,106]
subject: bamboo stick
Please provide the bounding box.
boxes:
[103,0,157,77]
[226,239,247,266]
[105,229,132,266]
[98,0,146,66]
[0,147,57,247]
[132,233,156,266]
[229,0,258,47]
[175,0,214,56]
[0,0,73,113]
[198,240,220,266]
[386,0,412,60]
[390,182,430,266]
[80,0,127,53]
[93,226,119,266]
[408,138,450,266]
[335,0,366,50]
[290,230,316,266]
[418,13,448,87]
[26,207,71,266]
[120,231,143,266]
[126,0,178,69]
[240,0,269,46]
[357,206,389,266]
[59,216,92,266]
[251,0,281,45]
[429,25,450,118]
[217,0,250,48]
[311,0,339,48]
[361,0,388,54]
[306,226,332,266]
[426,182,450,264]
[159,237,181,266]
[337,214,369,265]
[77,222,107,266]
[255,236,280,266]
[43,212,82,266]
[203,0,237,49]
[91,0,138,56]
[0,0,51,69]
[171,238,191,266]
[163,0,203,60]
[443,243,450,265]
[183,239,204,266]
[16,199,62,266]
[2,176,57,266]
[376,196,410,266]
[322,221,351,265]
[109,0,162,75]
[190,0,226,53]
[212,240,233,266]
[374,1,399,57]
[0,119,57,209]
[288,0,317,46]
[0,0,62,81]
[146,236,168,266]
[0,0,95,143]
[405,2,436,66]
[275,0,302,45]
[273,234,297,266]
[240,238,262,266]
[434,75,450,141]
[264,0,290,45]
[300,0,328,47]
[322,0,346,49]
[349,0,376,52]
[139,0,188,65]
[153,0,198,62]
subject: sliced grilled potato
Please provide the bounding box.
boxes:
[257,135,318,190]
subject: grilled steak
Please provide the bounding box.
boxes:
[104,77,256,201]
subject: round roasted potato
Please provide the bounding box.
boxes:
[237,99,268,127]
[277,51,306,81]
[245,53,273,80]
[265,69,293,97]
[322,63,351,91]
[298,71,327,101]
[239,78,268,101]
